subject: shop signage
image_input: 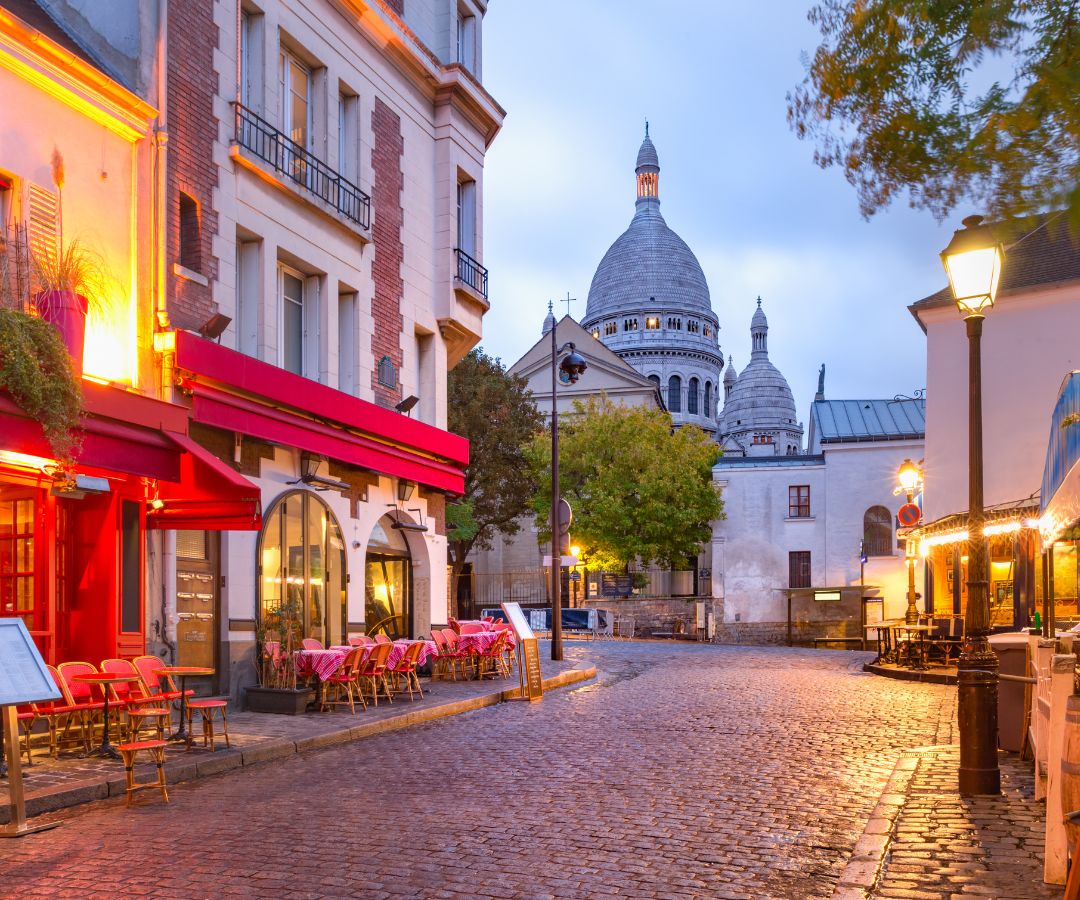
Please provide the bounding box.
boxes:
[0,619,62,838]
[601,573,633,597]
[502,602,543,702]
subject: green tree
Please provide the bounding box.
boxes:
[526,396,723,573]
[446,348,543,579]
[788,1,1080,225]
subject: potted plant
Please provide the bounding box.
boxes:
[246,596,314,714]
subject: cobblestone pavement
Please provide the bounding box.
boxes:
[0,642,1020,899]
[871,745,1060,899]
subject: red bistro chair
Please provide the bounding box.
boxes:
[389,642,424,701]
[374,634,392,646]
[100,658,172,741]
[34,666,88,756]
[322,647,368,713]
[133,654,193,703]
[357,642,393,706]
[57,661,108,749]
[459,623,484,635]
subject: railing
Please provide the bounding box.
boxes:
[454,248,488,299]
[233,102,370,230]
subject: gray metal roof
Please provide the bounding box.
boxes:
[811,399,926,443]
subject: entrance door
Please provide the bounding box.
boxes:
[365,554,410,639]
[175,530,219,675]
[0,489,43,646]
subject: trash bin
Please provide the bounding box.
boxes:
[988,632,1031,753]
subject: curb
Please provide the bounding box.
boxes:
[863,662,957,685]
[831,748,923,899]
[4,666,598,824]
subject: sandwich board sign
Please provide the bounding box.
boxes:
[0,619,62,837]
[501,602,543,701]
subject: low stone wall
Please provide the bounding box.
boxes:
[713,619,867,647]
[582,597,723,638]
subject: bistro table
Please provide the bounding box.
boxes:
[865,620,903,662]
[73,673,134,760]
[891,624,933,670]
[155,666,214,743]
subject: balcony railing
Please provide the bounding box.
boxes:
[455,248,488,299]
[233,102,371,230]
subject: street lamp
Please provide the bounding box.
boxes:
[550,327,587,661]
[897,458,923,625]
[941,213,1005,796]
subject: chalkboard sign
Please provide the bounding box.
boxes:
[601,573,633,597]
[0,619,61,707]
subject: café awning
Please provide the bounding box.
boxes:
[148,433,262,531]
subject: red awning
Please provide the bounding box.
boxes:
[148,433,262,531]
[175,332,469,495]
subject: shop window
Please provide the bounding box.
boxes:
[668,375,682,412]
[366,515,412,639]
[120,501,141,634]
[863,505,894,557]
[687,377,699,415]
[788,485,810,518]
[259,490,348,647]
[789,551,811,588]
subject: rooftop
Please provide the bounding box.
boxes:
[811,398,926,444]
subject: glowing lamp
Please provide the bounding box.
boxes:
[570,545,581,559]
[558,344,588,384]
[940,215,1004,318]
[897,458,921,493]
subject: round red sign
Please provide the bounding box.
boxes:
[897,503,922,527]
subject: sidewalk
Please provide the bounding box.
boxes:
[1,653,596,825]
[834,684,1062,899]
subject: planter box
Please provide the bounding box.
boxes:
[244,686,314,715]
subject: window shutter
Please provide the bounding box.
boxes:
[27,183,59,269]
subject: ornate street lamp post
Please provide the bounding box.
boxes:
[897,458,923,625]
[941,214,1005,795]
[550,326,587,661]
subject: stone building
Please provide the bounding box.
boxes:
[580,127,724,435]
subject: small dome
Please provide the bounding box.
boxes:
[636,133,659,170]
[542,301,555,336]
[751,297,767,330]
[723,355,737,384]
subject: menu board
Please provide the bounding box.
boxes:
[0,620,61,707]
[501,601,535,641]
[502,602,543,701]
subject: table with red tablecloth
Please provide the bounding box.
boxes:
[294,648,354,682]
[456,630,516,654]
[386,639,438,670]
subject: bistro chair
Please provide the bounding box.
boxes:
[357,642,394,706]
[301,638,324,651]
[430,629,464,681]
[459,623,484,635]
[35,666,88,756]
[185,698,231,751]
[477,632,511,680]
[441,627,475,678]
[133,654,193,704]
[390,641,424,701]
[348,635,375,647]
[927,615,964,666]
[322,647,368,714]
[57,661,107,746]
[100,658,171,742]
[374,634,392,646]
[116,739,169,806]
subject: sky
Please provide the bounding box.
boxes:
[478,0,965,424]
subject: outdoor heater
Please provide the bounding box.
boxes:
[941,214,1005,796]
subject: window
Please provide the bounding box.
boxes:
[27,182,58,270]
[178,192,201,271]
[687,377,699,415]
[239,8,264,109]
[648,374,661,390]
[279,263,319,379]
[259,490,348,647]
[237,237,262,357]
[789,551,811,589]
[623,318,638,331]
[645,317,660,330]
[280,49,311,149]
[668,375,682,412]
[0,495,39,632]
[687,320,700,334]
[863,505,894,557]
[591,328,600,339]
[338,291,357,394]
[120,500,142,633]
[703,381,712,417]
[457,178,477,258]
[338,90,358,182]
[788,485,810,518]
[604,321,617,336]
[415,330,435,424]
[456,5,477,73]
[753,433,774,445]
[667,317,681,331]
[703,324,712,338]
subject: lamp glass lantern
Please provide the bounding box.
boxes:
[897,458,921,494]
[299,452,325,481]
[940,215,1004,318]
[397,479,416,502]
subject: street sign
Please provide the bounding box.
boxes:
[542,554,580,566]
[569,571,582,583]
[897,503,922,527]
[557,498,572,534]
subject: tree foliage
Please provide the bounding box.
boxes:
[446,349,543,575]
[788,1,1080,226]
[526,396,723,573]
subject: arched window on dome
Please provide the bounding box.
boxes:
[605,321,617,336]
[668,375,682,412]
[863,506,894,557]
[647,374,661,388]
[687,378,699,415]
[624,318,638,332]
[703,382,712,417]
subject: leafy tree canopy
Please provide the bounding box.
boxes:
[526,396,723,573]
[446,348,543,574]
[789,1,1080,227]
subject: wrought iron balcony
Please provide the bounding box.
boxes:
[233,102,370,230]
[454,248,488,299]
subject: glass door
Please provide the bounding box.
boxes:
[365,555,410,639]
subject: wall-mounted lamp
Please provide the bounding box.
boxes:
[291,451,351,491]
[397,479,416,502]
[395,395,419,415]
[198,313,232,341]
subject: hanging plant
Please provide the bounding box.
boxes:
[0,308,82,461]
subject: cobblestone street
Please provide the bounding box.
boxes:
[0,642,1049,899]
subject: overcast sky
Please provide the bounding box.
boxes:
[478,1,965,422]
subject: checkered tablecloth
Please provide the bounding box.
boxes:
[387,639,438,670]
[456,631,515,654]
[294,649,350,682]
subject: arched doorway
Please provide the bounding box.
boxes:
[365,515,412,639]
[258,490,348,647]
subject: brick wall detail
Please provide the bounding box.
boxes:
[166,0,220,331]
[419,488,446,535]
[370,97,405,406]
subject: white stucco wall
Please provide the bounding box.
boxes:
[921,284,1080,521]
